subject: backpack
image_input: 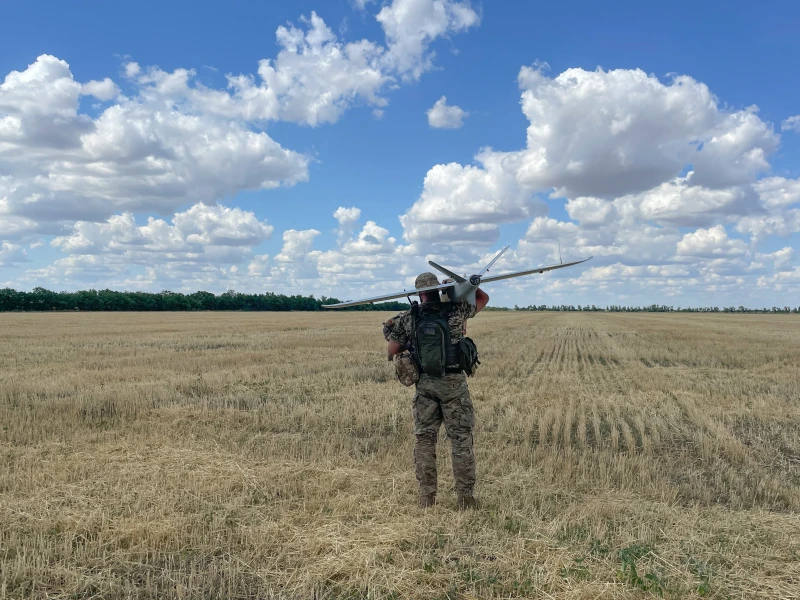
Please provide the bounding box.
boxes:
[411,304,460,377]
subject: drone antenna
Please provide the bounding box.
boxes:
[558,238,563,265]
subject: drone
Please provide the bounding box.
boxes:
[323,245,592,309]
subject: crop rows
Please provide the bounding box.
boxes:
[1,311,798,599]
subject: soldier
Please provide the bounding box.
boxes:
[384,272,489,509]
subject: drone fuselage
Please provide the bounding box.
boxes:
[440,277,481,306]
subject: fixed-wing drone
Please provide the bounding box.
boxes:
[323,245,592,309]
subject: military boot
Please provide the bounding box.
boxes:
[419,493,436,508]
[457,493,477,510]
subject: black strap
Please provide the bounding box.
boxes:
[409,304,418,351]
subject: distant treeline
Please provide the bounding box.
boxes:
[1,288,798,314]
[497,304,800,314]
[0,288,407,312]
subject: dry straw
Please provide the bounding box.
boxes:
[1,311,798,598]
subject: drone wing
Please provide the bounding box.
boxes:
[480,256,592,284]
[321,282,454,309]
[322,256,593,309]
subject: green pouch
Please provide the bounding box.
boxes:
[458,337,481,376]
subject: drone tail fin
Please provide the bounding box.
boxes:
[478,245,510,277]
[428,261,466,283]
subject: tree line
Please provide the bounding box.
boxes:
[0,288,407,312]
[504,304,800,314]
[1,288,797,314]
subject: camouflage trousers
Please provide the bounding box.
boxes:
[412,372,476,496]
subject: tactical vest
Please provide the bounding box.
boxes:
[411,304,461,377]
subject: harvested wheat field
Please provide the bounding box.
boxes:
[1,311,799,599]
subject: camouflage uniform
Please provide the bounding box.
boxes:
[384,301,477,498]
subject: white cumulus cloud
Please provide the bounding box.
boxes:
[127,3,479,127]
[514,66,777,198]
[377,0,480,80]
[0,3,482,232]
[81,78,120,101]
[565,197,617,228]
[401,149,546,244]
[274,229,322,264]
[427,96,468,128]
[676,225,748,258]
[753,177,800,208]
[0,242,27,267]
[334,206,362,246]
[0,55,309,227]
[757,247,794,269]
[402,66,781,246]
[50,204,273,264]
[782,115,800,133]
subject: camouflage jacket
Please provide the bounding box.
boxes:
[383,301,477,347]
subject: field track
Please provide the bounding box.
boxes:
[1,311,799,599]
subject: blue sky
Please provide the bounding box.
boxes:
[1,0,799,307]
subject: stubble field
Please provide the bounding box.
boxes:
[1,311,799,599]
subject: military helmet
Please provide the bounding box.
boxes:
[414,272,439,289]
